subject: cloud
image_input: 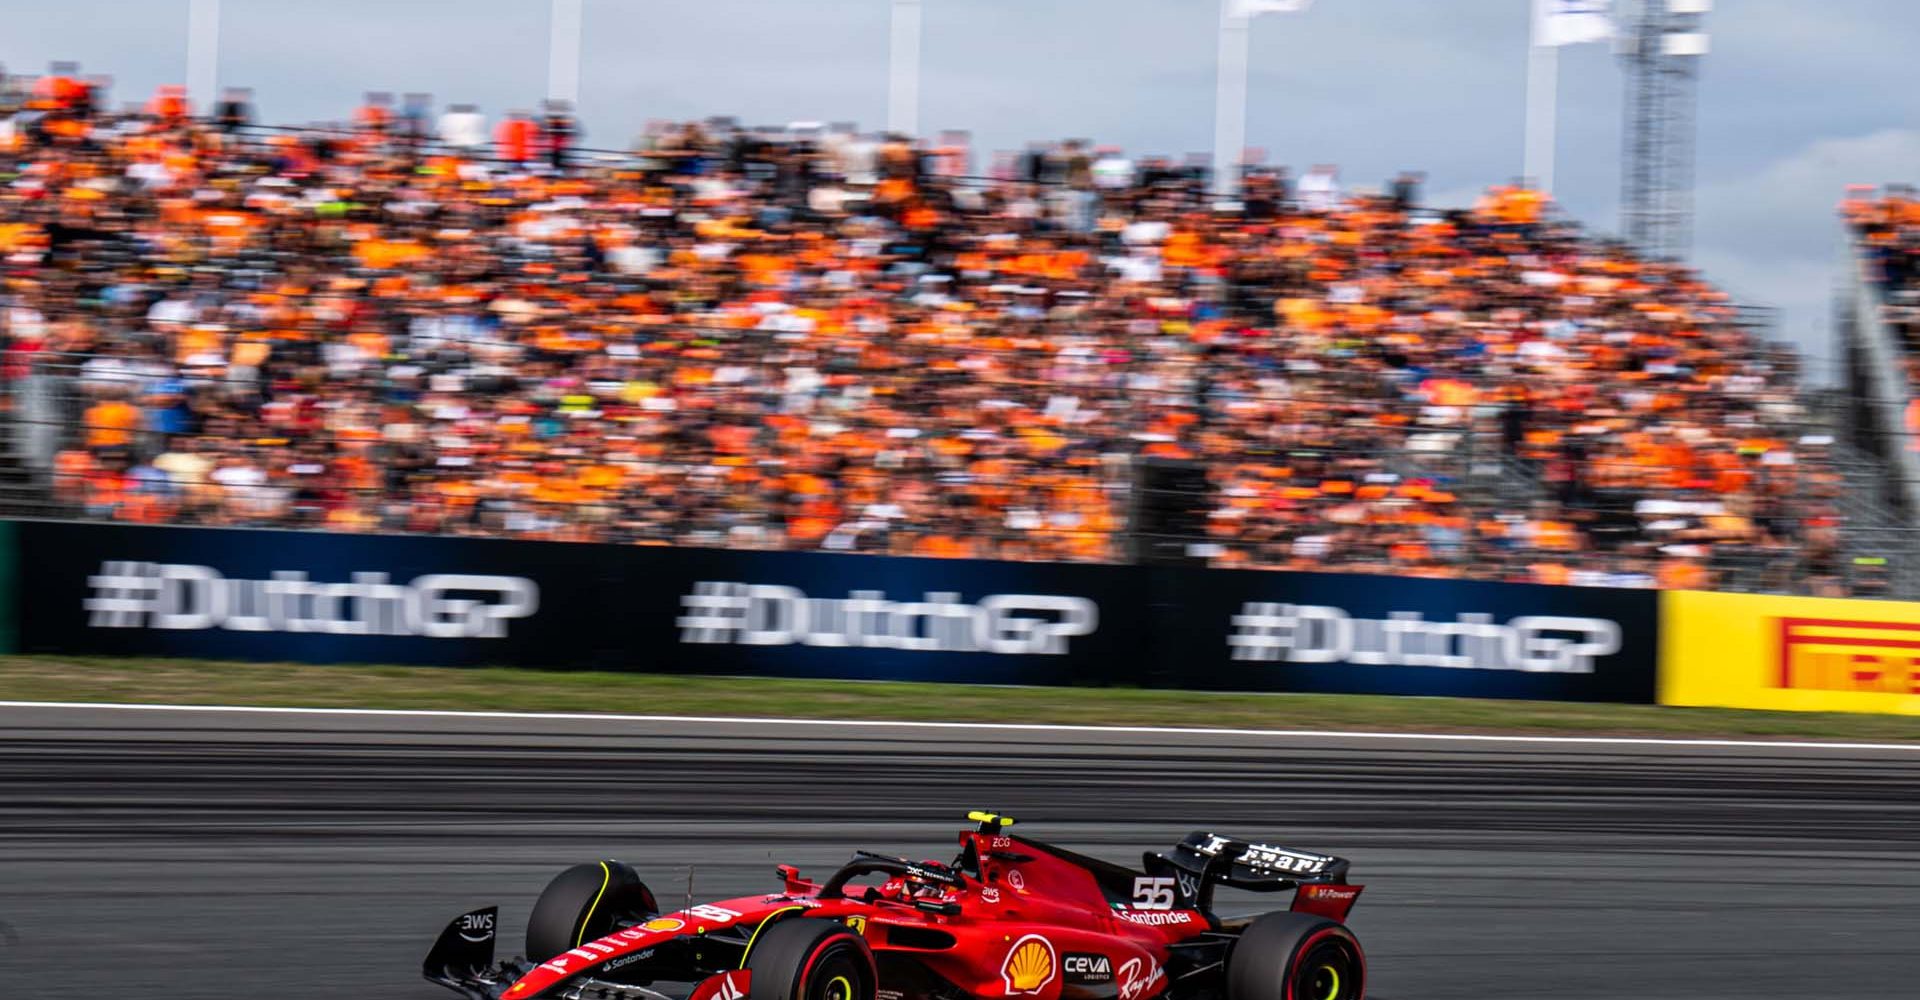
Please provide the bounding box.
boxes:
[1692,127,1920,374]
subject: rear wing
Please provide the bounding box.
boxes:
[1144,832,1360,919]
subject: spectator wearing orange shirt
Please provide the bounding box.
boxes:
[0,90,1848,593]
[494,111,538,166]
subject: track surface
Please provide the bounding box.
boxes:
[1,707,1917,999]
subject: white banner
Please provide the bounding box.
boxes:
[1532,0,1612,47]
[1231,0,1313,17]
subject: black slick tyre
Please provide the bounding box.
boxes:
[525,860,659,961]
[745,917,877,1000]
[1227,911,1365,1000]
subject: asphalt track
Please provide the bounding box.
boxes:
[1,706,1917,999]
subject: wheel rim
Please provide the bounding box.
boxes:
[1308,964,1340,1000]
[805,944,869,1000]
[1292,939,1358,1000]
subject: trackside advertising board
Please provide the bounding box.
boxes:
[14,519,607,668]
[1661,590,1920,715]
[1148,565,1659,703]
[8,519,1135,685]
[10,520,1660,702]
[0,520,13,654]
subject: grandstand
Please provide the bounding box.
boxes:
[1835,185,1920,594]
[0,71,1904,598]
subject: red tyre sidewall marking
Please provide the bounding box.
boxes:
[1283,927,1364,1000]
[797,936,874,1000]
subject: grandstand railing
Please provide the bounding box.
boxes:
[3,350,1874,597]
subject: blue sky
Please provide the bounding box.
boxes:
[7,0,1918,377]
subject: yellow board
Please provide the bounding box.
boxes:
[1660,590,1920,715]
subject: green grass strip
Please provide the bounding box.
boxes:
[0,655,1916,742]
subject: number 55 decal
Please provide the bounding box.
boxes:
[1131,876,1175,910]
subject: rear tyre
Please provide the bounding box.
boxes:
[525,860,659,961]
[1227,911,1364,1000]
[745,918,877,1000]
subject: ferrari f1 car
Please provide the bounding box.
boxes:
[424,813,1367,1000]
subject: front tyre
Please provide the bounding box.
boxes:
[1227,912,1365,1000]
[745,918,877,1000]
[526,860,659,962]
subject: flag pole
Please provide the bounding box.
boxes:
[547,0,585,104]
[186,0,221,109]
[1211,0,1251,197]
[1523,36,1557,192]
[887,0,923,137]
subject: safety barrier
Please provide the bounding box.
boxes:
[1661,590,1920,716]
[7,518,1915,714]
[4,519,1658,703]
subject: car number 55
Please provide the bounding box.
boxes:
[1131,876,1175,910]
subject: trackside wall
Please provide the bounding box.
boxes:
[11,517,1915,713]
[4,519,1661,702]
[1661,590,1920,715]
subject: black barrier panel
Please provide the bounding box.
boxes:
[11,520,1147,685]
[10,520,1658,702]
[1144,565,1660,703]
[607,545,1142,685]
[15,520,621,668]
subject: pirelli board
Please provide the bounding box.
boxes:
[1660,590,1920,715]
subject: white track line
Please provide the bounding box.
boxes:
[0,699,1914,752]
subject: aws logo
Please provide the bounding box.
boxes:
[457,910,495,943]
[1000,934,1057,994]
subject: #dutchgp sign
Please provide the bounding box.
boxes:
[14,521,583,667]
[676,581,1099,655]
[83,561,539,638]
[1226,602,1621,674]
[1177,568,1659,702]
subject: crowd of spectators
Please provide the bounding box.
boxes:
[1848,185,1920,398]
[0,70,1851,593]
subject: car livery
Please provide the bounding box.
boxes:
[424,813,1368,1000]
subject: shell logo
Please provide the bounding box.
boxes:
[1000,934,1057,995]
[642,917,686,933]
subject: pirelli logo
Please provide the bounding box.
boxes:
[1777,618,1920,694]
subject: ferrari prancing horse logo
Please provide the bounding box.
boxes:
[1000,934,1057,995]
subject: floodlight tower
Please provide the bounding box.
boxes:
[1618,0,1710,260]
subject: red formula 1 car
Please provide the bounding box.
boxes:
[424,813,1366,1000]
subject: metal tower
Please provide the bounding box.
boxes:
[1619,0,1710,260]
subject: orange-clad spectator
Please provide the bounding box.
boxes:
[32,67,85,112]
[354,92,394,134]
[494,112,538,165]
[0,86,1849,592]
[83,397,141,450]
[51,449,95,504]
[146,85,189,123]
[1656,559,1710,590]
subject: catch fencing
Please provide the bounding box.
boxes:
[2,349,1880,597]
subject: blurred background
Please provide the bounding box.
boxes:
[4,0,1918,367]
